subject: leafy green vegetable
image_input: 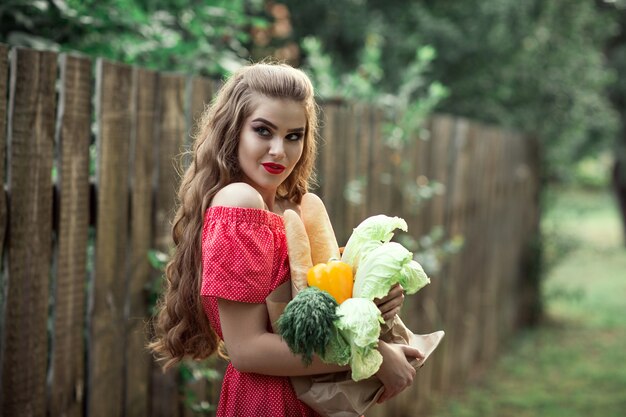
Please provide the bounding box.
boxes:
[341,215,408,269]
[277,287,339,366]
[350,347,383,381]
[335,298,384,380]
[319,326,351,366]
[336,298,383,346]
[353,242,430,300]
[398,259,429,294]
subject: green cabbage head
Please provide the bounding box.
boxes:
[353,242,430,300]
[341,215,408,269]
[335,298,384,380]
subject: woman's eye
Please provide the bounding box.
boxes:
[286,133,303,141]
[254,126,271,137]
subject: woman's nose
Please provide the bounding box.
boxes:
[268,137,285,158]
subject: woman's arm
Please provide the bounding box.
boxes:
[218,297,423,396]
[218,298,349,376]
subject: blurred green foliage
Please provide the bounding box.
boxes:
[0,0,268,76]
[3,0,625,185]
[306,34,445,141]
[179,359,221,415]
[571,152,614,188]
[281,0,620,183]
[301,31,448,187]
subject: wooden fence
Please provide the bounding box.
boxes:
[0,45,541,417]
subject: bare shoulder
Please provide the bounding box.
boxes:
[211,183,265,209]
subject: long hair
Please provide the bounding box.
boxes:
[149,63,318,370]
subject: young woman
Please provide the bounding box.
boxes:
[150,62,423,416]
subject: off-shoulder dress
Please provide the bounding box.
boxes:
[200,206,320,417]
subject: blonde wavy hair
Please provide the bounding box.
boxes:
[149,63,319,370]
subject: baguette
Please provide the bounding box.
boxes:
[283,209,313,294]
[300,193,341,265]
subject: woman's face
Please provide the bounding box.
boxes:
[237,95,306,197]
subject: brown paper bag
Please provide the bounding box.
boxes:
[266,282,445,417]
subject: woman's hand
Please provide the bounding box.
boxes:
[374,284,404,321]
[375,340,424,403]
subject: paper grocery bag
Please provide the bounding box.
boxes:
[266,281,293,328]
[266,282,445,417]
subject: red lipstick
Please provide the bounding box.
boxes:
[262,162,286,175]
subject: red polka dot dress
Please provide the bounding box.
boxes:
[200,206,321,417]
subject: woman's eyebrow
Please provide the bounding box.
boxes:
[252,117,304,133]
[252,117,277,129]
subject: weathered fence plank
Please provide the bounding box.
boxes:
[457,123,481,383]
[356,105,373,223]
[184,76,214,171]
[471,126,495,367]
[318,103,341,236]
[438,118,468,392]
[334,104,350,243]
[189,76,214,134]
[344,103,360,236]
[0,47,6,395]
[0,44,7,262]
[410,121,439,412]
[482,128,504,363]
[88,59,133,417]
[151,72,187,417]
[403,125,426,238]
[153,73,186,252]
[125,67,158,417]
[372,110,391,217]
[1,47,57,417]
[49,53,92,417]
[425,114,455,341]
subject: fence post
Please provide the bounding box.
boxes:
[87,59,133,417]
[1,47,57,417]
[0,42,7,415]
[0,44,7,272]
[150,72,187,417]
[124,67,159,417]
[48,53,92,417]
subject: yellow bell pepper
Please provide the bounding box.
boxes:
[306,260,353,304]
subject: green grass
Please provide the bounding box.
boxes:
[429,187,626,417]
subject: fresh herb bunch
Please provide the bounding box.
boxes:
[277,287,340,365]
